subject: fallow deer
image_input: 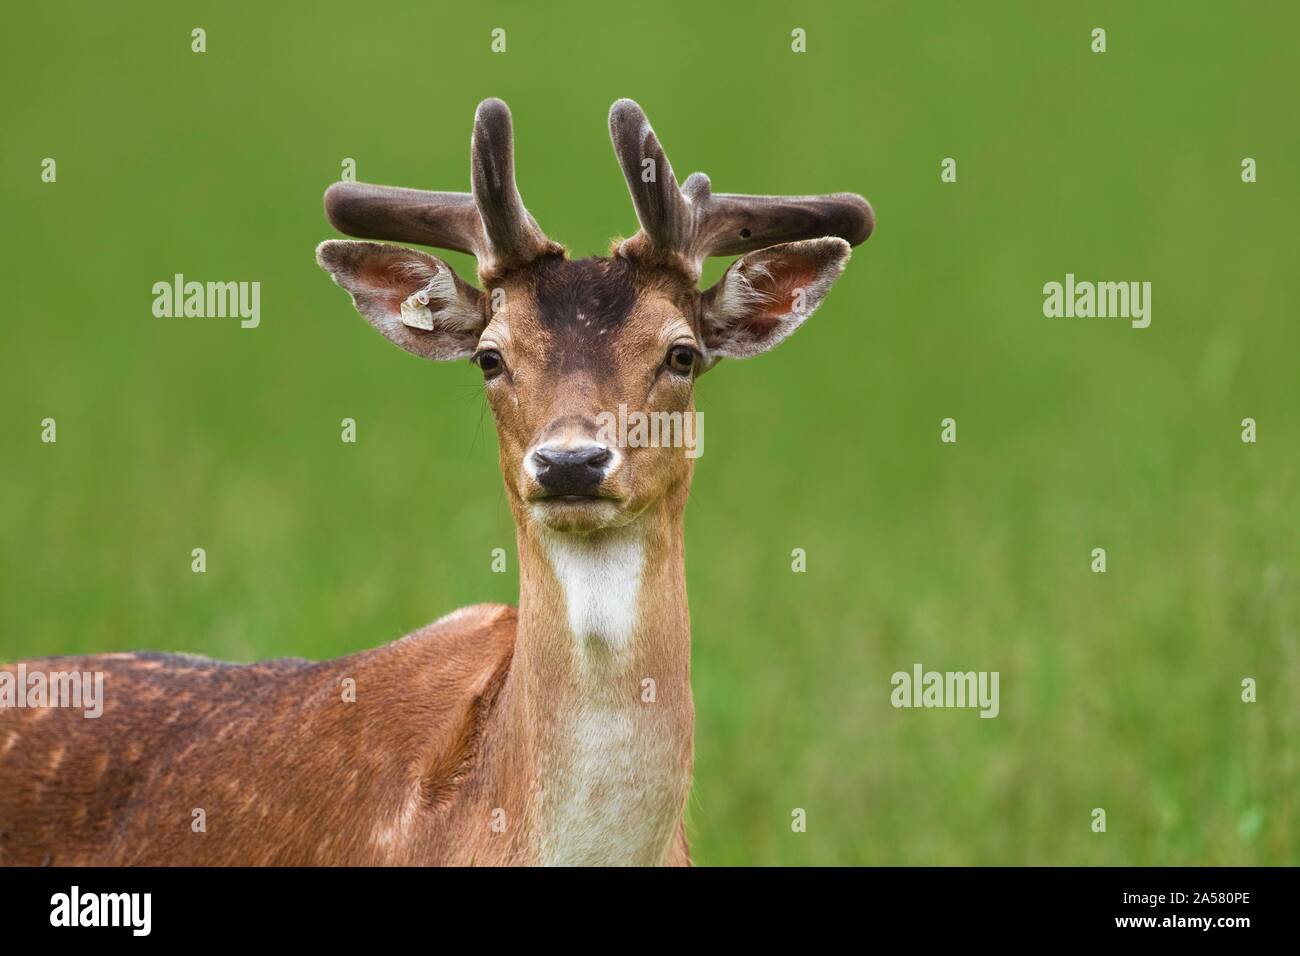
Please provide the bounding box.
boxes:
[0,98,872,866]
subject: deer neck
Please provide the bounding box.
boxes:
[493,487,694,865]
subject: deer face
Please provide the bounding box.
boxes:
[475,257,698,533]
[316,99,872,535]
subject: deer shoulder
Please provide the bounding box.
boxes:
[0,603,517,865]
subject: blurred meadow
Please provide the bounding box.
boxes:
[2,1,1297,864]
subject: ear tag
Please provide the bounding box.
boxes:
[400,287,436,331]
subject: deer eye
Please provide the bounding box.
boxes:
[473,349,504,378]
[665,344,698,377]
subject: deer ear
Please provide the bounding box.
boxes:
[698,238,851,359]
[316,240,486,361]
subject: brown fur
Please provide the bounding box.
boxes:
[0,607,688,866]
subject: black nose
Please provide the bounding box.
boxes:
[533,445,613,495]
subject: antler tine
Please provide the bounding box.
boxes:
[322,99,560,280]
[689,182,875,258]
[609,99,874,280]
[471,98,563,277]
[609,98,694,270]
[323,183,483,256]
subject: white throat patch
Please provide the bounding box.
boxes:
[540,528,644,653]
[536,526,679,866]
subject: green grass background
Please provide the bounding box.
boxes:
[2,1,1297,865]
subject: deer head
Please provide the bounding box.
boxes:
[316,98,873,535]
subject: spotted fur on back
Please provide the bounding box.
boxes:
[0,606,520,865]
